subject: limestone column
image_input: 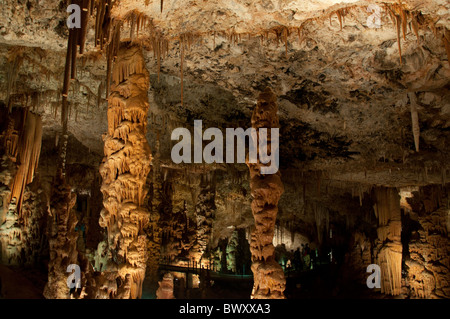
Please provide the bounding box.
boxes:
[246,87,286,299]
[44,175,78,299]
[99,42,152,299]
[191,172,215,266]
[373,187,402,296]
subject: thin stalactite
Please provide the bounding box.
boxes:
[71,28,78,80]
[337,10,343,31]
[411,13,420,43]
[444,29,450,67]
[395,14,403,65]
[8,109,43,216]
[180,34,184,107]
[408,92,420,152]
[79,0,90,54]
[401,7,408,40]
[283,27,288,59]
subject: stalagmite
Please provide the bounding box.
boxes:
[43,176,79,299]
[190,172,215,266]
[373,187,402,296]
[246,88,286,299]
[99,42,152,299]
[156,273,175,299]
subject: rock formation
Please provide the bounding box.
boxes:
[190,172,215,266]
[405,186,450,298]
[156,272,175,299]
[373,187,403,296]
[99,42,152,299]
[246,87,286,299]
[43,176,78,299]
[0,108,44,266]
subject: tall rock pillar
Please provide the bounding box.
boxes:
[246,88,286,299]
[99,42,152,299]
[373,187,402,296]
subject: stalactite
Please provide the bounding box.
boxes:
[71,28,79,80]
[246,88,285,299]
[283,27,289,59]
[99,42,152,299]
[395,14,403,65]
[157,36,161,82]
[180,34,185,106]
[408,92,420,152]
[337,10,343,31]
[401,7,407,40]
[444,29,450,67]
[97,81,104,108]
[5,48,25,112]
[130,14,136,40]
[314,203,328,245]
[62,29,74,98]
[9,110,43,216]
[297,24,305,46]
[79,0,90,54]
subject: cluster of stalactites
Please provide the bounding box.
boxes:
[382,3,449,65]
[99,43,152,299]
[0,108,42,216]
[246,88,286,299]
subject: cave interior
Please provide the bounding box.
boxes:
[0,0,449,300]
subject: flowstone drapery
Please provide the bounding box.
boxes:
[0,108,43,266]
[373,187,403,296]
[99,42,152,299]
[246,88,286,299]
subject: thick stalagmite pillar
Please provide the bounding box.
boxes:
[44,177,78,299]
[191,172,215,266]
[373,187,402,296]
[246,88,286,299]
[99,42,152,299]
